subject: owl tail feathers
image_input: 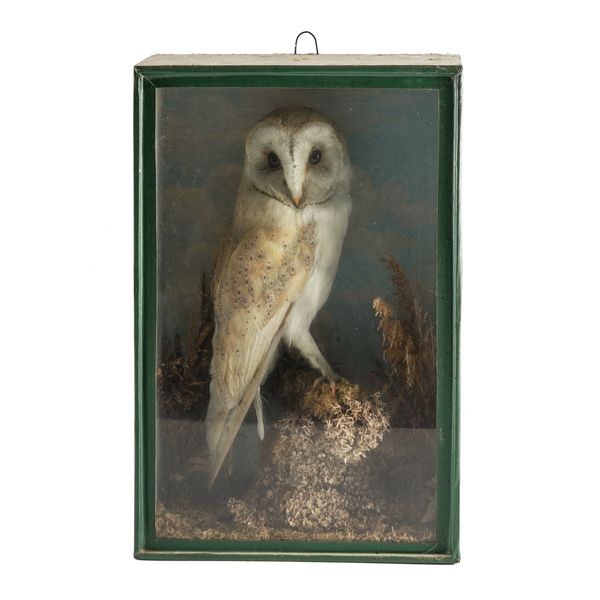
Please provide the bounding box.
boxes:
[208,307,292,489]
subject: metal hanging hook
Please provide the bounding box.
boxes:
[294,31,319,55]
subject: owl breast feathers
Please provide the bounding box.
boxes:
[206,106,352,486]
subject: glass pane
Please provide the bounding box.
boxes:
[155,87,438,542]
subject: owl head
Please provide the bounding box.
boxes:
[243,106,351,209]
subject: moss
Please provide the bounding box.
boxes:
[157,272,214,420]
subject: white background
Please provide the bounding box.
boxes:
[1,1,599,598]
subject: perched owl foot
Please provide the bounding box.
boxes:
[293,331,339,383]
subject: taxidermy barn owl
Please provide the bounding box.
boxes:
[206,106,352,486]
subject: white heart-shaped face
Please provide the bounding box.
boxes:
[243,107,351,209]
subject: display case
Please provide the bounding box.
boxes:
[134,53,461,562]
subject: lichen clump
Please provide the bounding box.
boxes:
[300,379,389,463]
[229,379,390,532]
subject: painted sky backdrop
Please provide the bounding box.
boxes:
[156,87,438,391]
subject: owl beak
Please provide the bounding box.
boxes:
[285,160,304,208]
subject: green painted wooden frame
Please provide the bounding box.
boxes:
[134,60,461,563]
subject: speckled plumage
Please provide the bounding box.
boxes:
[206,107,352,485]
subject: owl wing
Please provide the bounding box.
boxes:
[208,222,316,486]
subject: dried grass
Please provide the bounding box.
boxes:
[373,256,436,428]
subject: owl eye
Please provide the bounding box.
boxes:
[308,149,321,165]
[267,152,281,168]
